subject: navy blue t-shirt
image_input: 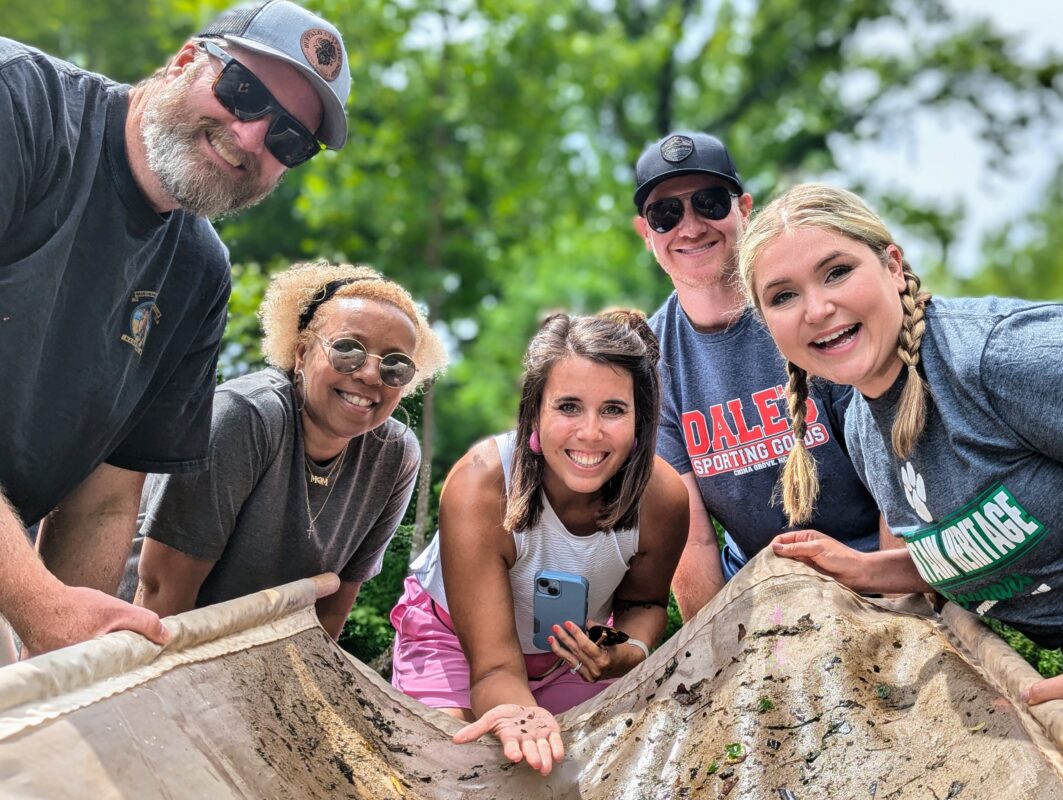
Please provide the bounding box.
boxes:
[0,39,230,524]
[650,294,880,557]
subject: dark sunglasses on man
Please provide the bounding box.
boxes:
[309,332,418,389]
[197,40,325,168]
[643,186,740,234]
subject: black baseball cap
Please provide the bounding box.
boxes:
[633,132,742,212]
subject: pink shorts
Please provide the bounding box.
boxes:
[390,576,614,715]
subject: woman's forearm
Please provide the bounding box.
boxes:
[854,548,933,594]
[469,666,538,719]
[608,605,666,676]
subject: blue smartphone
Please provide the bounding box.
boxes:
[532,569,589,651]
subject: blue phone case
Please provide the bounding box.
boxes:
[532,569,589,651]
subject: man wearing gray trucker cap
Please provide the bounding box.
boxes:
[0,0,350,658]
[633,132,884,620]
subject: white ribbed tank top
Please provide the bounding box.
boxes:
[411,431,640,652]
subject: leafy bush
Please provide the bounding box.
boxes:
[338,525,412,664]
[984,618,1063,679]
[337,605,396,665]
[664,593,683,643]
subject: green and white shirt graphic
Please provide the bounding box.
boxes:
[845,298,1063,649]
[901,477,1047,614]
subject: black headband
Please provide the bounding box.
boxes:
[297,278,381,331]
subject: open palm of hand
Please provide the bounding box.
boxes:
[452,703,564,776]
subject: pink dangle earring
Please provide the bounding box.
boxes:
[529,431,542,454]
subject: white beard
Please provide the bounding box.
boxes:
[140,63,278,218]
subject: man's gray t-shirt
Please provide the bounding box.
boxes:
[650,295,880,557]
[847,297,1063,648]
[0,39,230,525]
[131,368,419,607]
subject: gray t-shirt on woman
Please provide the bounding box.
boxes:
[126,368,419,607]
[846,297,1063,647]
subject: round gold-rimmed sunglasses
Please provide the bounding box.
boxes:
[309,332,417,388]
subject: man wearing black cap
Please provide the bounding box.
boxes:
[633,132,883,619]
[0,0,350,657]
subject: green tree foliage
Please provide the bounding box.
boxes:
[959,165,1063,300]
[339,525,412,664]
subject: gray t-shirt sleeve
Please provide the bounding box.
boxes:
[140,387,278,561]
[338,428,420,583]
[656,361,694,476]
[982,305,1063,461]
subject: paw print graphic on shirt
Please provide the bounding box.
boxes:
[901,462,933,523]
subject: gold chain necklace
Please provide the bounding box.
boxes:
[303,442,349,538]
[303,444,347,487]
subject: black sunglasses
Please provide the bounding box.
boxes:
[198,40,324,168]
[310,333,417,388]
[587,624,630,647]
[643,186,739,234]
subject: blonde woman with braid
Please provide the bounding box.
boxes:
[738,183,1063,705]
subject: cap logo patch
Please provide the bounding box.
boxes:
[660,135,694,163]
[300,29,343,81]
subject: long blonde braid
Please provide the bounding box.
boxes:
[892,265,932,458]
[738,183,935,522]
[780,360,819,526]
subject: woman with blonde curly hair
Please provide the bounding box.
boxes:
[390,310,688,776]
[127,262,447,639]
[738,183,1063,704]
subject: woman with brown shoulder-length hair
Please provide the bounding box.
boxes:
[390,309,689,776]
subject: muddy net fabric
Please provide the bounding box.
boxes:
[2,556,1063,799]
